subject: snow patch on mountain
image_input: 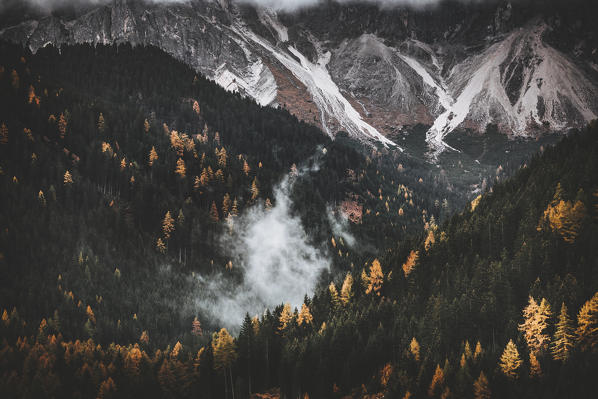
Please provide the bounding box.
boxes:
[232,24,398,147]
[426,23,598,160]
[258,8,288,42]
[397,53,453,111]
[214,59,278,106]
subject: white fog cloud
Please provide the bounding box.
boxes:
[194,159,330,329]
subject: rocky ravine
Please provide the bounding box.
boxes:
[2,0,598,156]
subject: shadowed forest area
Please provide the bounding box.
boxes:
[0,42,597,399]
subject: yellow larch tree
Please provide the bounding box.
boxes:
[499,340,522,378]
[538,183,587,243]
[63,170,73,185]
[97,377,116,399]
[243,159,250,176]
[192,100,200,115]
[212,328,237,398]
[140,330,149,345]
[380,363,393,388]
[552,302,574,361]
[175,158,186,178]
[297,303,313,326]
[365,259,383,296]
[519,296,552,354]
[199,168,209,186]
[529,352,541,378]
[162,211,175,239]
[278,303,293,332]
[251,177,259,201]
[424,230,435,251]
[86,305,96,324]
[329,282,340,309]
[170,130,184,156]
[409,337,420,361]
[473,371,491,399]
[38,190,46,207]
[576,291,598,352]
[217,147,227,168]
[148,146,158,166]
[402,250,419,277]
[58,112,67,139]
[156,238,166,253]
[144,118,150,133]
[474,341,483,360]
[340,272,353,305]
[428,364,444,397]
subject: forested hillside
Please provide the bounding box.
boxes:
[1,41,597,399]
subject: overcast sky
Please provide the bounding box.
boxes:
[7,0,507,13]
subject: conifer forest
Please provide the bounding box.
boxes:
[1,1,598,398]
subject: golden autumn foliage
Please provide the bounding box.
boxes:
[144,118,150,133]
[474,341,483,360]
[278,303,293,332]
[473,372,491,399]
[297,304,313,326]
[552,302,574,361]
[192,100,200,115]
[409,337,420,362]
[519,296,552,354]
[63,170,73,185]
[424,230,435,251]
[329,282,340,308]
[380,363,393,388]
[471,195,482,211]
[402,250,418,277]
[251,177,259,201]
[162,211,175,240]
[140,330,149,345]
[97,377,117,399]
[365,259,383,296]
[148,146,158,166]
[175,158,186,178]
[171,341,182,359]
[537,184,587,243]
[86,305,96,324]
[576,291,598,352]
[243,159,250,176]
[529,353,541,378]
[340,272,353,305]
[428,364,444,397]
[499,340,522,378]
[156,238,166,254]
[58,112,67,139]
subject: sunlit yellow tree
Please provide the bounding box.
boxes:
[576,292,598,351]
[365,259,383,296]
[552,302,574,361]
[499,340,522,378]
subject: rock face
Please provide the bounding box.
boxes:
[2,0,598,154]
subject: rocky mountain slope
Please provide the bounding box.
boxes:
[2,0,597,155]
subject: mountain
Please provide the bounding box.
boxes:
[1,0,597,155]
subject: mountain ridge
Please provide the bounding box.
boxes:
[1,0,598,155]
